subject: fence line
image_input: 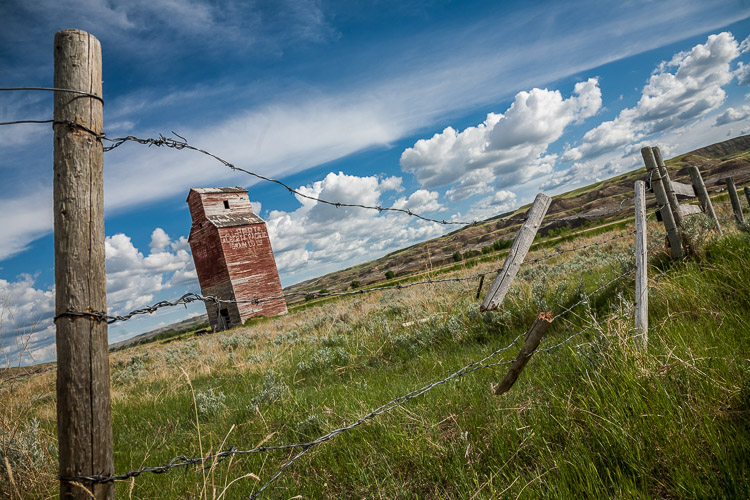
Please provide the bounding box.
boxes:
[5,75,727,497]
[60,256,637,487]
[53,222,638,326]
[0,113,633,228]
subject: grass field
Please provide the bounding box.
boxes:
[1,204,749,499]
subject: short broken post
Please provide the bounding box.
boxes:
[652,147,683,227]
[481,193,551,311]
[54,29,114,499]
[642,147,682,259]
[634,181,648,349]
[494,312,553,395]
[689,166,722,235]
[726,177,745,224]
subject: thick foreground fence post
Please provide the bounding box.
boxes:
[726,177,745,224]
[642,147,682,260]
[634,181,648,349]
[53,29,114,499]
[494,312,552,395]
[481,193,551,311]
[689,166,722,235]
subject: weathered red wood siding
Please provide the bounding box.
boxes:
[187,188,287,331]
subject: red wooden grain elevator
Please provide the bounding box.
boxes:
[187,187,287,331]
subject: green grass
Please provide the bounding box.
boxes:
[4,221,749,499]
[106,230,750,498]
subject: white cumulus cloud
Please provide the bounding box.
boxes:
[564,32,743,162]
[265,172,445,282]
[400,78,601,194]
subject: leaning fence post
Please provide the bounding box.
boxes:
[642,147,683,259]
[53,29,114,499]
[726,177,745,224]
[652,147,683,227]
[689,166,722,235]
[481,193,551,311]
[634,181,648,349]
[494,312,552,395]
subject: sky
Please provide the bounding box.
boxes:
[1,0,750,367]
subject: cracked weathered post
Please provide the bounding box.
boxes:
[652,146,683,227]
[494,313,553,395]
[726,177,745,224]
[634,181,648,349]
[54,29,114,499]
[642,147,682,260]
[688,166,722,235]
[480,193,551,311]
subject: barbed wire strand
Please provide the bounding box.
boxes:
[100,132,634,227]
[248,254,640,498]
[0,119,54,126]
[0,86,103,102]
[59,229,663,492]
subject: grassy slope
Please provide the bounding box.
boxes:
[3,204,749,498]
[283,135,750,302]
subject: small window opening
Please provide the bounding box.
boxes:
[223,200,230,209]
[219,308,231,329]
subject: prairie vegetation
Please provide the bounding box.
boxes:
[2,201,749,498]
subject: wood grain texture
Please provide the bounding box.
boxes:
[494,313,552,395]
[642,147,683,259]
[53,29,113,499]
[634,181,648,349]
[726,177,745,224]
[652,147,684,227]
[678,204,702,217]
[688,166,722,235]
[480,193,551,311]
[669,181,696,199]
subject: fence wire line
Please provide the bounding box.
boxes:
[0,86,104,102]
[100,132,633,227]
[0,117,634,227]
[59,230,644,491]
[56,221,640,325]
[67,251,635,488]
[248,255,638,498]
[59,331,525,484]
[55,228,636,324]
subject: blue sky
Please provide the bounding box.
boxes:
[1,0,750,366]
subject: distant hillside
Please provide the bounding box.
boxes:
[108,314,209,350]
[283,135,750,300]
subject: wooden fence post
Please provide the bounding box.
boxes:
[726,177,745,224]
[53,29,113,499]
[745,186,750,210]
[634,181,648,349]
[481,193,551,311]
[652,147,683,227]
[688,166,722,235]
[494,312,552,395]
[642,147,683,259]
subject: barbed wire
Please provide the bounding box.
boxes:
[60,330,526,484]
[54,222,640,325]
[0,86,103,102]
[59,234,659,493]
[0,117,635,229]
[100,132,484,225]
[248,253,640,497]
[0,119,55,126]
